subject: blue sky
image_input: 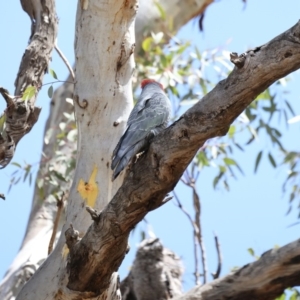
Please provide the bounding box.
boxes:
[0,0,300,292]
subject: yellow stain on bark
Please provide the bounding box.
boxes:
[80,0,89,10]
[61,244,69,259]
[77,165,99,207]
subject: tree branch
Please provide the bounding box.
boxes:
[0,0,58,168]
[174,239,300,300]
[48,192,65,255]
[65,21,300,294]
[211,232,222,280]
[173,190,200,285]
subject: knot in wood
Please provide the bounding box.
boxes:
[230,52,246,68]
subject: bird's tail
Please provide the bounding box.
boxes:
[112,139,146,180]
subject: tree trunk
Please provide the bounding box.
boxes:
[14,0,137,298]
[0,0,212,299]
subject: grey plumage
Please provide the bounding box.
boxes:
[111,80,171,180]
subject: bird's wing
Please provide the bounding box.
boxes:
[111,92,170,176]
[112,93,150,161]
[119,92,170,156]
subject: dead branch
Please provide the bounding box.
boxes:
[0,0,58,168]
[173,190,200,285]
[191,181,207,284]
[178,168,207,284]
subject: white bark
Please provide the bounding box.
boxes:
[0,0,212,299]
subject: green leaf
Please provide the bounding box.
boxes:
[22,86,36,101]
[49,68,58,79]
[245,136,254,145]
[254,151,263,173]
[268,153,277,168]
[228,125,235,139]
[289,289,300,300]
[285,100,295,116]
[287,171,297,181]
[160,55,168,68]
[23,166,31,182]
[284,152,297,163]
[289,192,295,203]
[53,171,67,182]
[194,46,202,60]
[256,89,271,101]
[213,172,224,189]
[11,162,22,168]
[196,151,210,169]
[271,135,285,152]
[199,78,207,95]
[140,230,146,242]
[219,165,226,173]
[234,143,244,152]
[273,128,282,138]
[275,294,286,300]
[14,177,21,185]
[224,180,229,191]
[247,248,255,257]
[48,85,54,98]
[154,1,166,20]
[142,37,153,52]
[224,158,236,166]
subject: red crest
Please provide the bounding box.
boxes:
[141,79,164,90]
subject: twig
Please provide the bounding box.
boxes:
[180,166,208,284]
[192,233,200,285]
[212,232,222,279]
[173,190,200,285]
[0,193,5,200]
[42,80,74,87]
[48,192,65,255]
[191,183,208,284]
[55,43,75,81]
